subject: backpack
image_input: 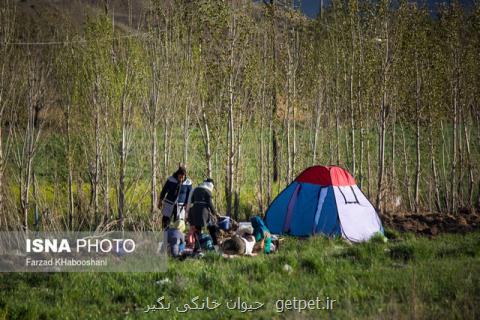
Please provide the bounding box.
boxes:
[197,233,214,251]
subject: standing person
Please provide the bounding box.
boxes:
[159,166,192,229]
[188,178,220,250]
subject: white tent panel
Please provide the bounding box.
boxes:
[334,185,383,242]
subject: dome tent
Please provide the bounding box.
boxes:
[265,165,383,242]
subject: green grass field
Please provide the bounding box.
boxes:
[1,231,479,320]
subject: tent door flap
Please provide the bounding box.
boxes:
[337,186,359,204]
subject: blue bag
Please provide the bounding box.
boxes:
[198,233,214,251]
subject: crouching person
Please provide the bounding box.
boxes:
[251,216,276,254]
[188,178,220,251]
[222,226,256,256]
[167,220,186,258]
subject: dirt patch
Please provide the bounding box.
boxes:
[381,209,480,236]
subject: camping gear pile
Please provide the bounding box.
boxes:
[167,215,280,259]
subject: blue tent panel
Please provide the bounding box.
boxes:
[290,183,321,236]
[312,187,328,233]
[315,187,341,236]
[265,182,298,234]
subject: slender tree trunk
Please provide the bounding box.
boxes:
[258,35,268,213]
[183,101,191,166]
[92,79,100,225]
[390,104,396,211]
[350,30,356,176]
[463,115,474,209]
[343,55,349,168]
[313,86,322,165]
[429,118,441,212]
[414,59,421,213]
[285,57,291,183]
[151,120,158,213]
[118,84,130,229]
[32,171,39,229]
[21,103,35,231]
[201,107,212,178]
[334,62,341,165]
[150,67,158,214]
[291,29,298,179]
[270,0,279,183]
[227,92,235,217]
[475,109,480,211]
[292,95,296,180]
[102,97,110,222]
[163,117,170,178]
[259,109,265,213]
[163,18,171,180]
[402,125,413,212]
[118,117,126,228]
[66,103,74,229]
[345,123,350,169]
[320,0,324,19]
[21,157,33,232]
[366,121,372,199]
[376,99,386,211]
[375,20,389,213]
[327,90,333,165]
[267,120,272,205]
[357,14,365,188]
[458,109,464,207]
[440,120,450,211]
[0,124,3,218]
[233,112,243,221]
[359,117,364,188]
[332,9,341,166]
[214,153,219,210]
[272,128,279,183]
[285,33,297,183]
[451,78,458,212]
[0,12,9,221]
[118,67,132,229]
[21,156,31,230]
[226,16,236,217]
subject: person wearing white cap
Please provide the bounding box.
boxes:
[187,178,220,251]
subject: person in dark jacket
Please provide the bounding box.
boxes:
[187,178,220,249]
[159,166,192,229]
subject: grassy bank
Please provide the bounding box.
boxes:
[1,231,479,319]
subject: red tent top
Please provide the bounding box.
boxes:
[295,166,356,186]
